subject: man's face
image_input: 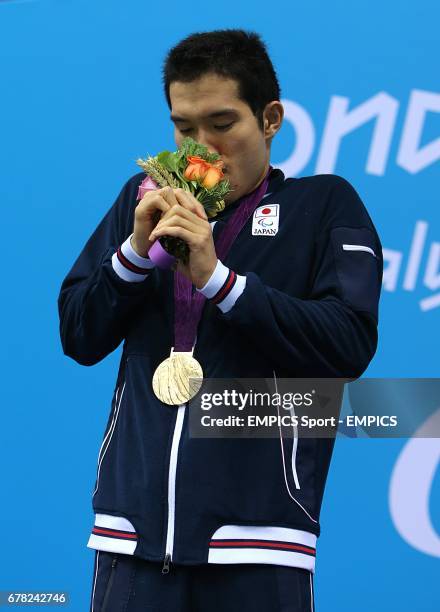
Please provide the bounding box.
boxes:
[169,72,271,205]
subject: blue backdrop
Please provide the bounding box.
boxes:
[1,0,439,609]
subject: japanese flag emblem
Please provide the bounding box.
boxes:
[252,204,280,235]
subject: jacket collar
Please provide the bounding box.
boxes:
[213,166,285,223]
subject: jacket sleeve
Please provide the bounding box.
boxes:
[57,173,157,366]
[197,175,383,378]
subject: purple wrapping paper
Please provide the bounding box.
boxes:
[137,175,159,200]
[148,239,177,269]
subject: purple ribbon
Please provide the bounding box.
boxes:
[148,239,177,268]
[173,166,273,352]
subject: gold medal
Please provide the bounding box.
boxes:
[152,347,203,405]
[152,168,271,407]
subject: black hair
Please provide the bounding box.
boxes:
[162,29,281,131]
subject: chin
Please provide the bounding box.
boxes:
[225,178,240,203]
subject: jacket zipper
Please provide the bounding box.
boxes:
[162,402,186,574]
[101,554,118,612]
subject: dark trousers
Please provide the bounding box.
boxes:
[89,550,315,612]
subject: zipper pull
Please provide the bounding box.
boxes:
[101,555,118,612]
[162,553,171,575]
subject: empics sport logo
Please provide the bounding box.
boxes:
[252,204,280,236]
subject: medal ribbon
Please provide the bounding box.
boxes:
[173,165,273,352]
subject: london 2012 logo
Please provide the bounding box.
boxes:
[272,88,439,311]
[383,221,440,312]
[389,408,440,558]
[277,89,439,177]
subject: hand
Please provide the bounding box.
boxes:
[148,188,218,288]
[131,186,181,257]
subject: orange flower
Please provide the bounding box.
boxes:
[201,166,224,189]
[184,155,225,188]
[184,156,207,180]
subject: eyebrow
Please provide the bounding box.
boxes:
[170,108,239,123]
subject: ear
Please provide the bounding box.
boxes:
[263,101,284,140]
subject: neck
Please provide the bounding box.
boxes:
[226,162,271,207]
[252,161,271,192]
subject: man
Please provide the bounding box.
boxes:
[58,29,383,612]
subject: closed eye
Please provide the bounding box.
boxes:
[179,122,234,134]
[214,122,234,131]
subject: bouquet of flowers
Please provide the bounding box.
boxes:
[136,137,233,266]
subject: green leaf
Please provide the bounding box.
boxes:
[177,137,221,164]
[157,151,178,172]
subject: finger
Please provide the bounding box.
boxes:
[149,225,202,247]
[158,186,181,209]
[137,192,167,212]
[158,202,207,227]
[174,188,208,220]
[139,193,183,228]
[149,215,204,241]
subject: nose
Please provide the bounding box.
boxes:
[195,129,220,156]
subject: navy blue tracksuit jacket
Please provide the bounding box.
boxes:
[57,167,383,574]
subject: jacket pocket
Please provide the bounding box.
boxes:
[273,370,301,491]
[342,243,377,257]
[281,406,301,491]
[92,380,126,499]
[331,226,382,321]
[273,370,319,526]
